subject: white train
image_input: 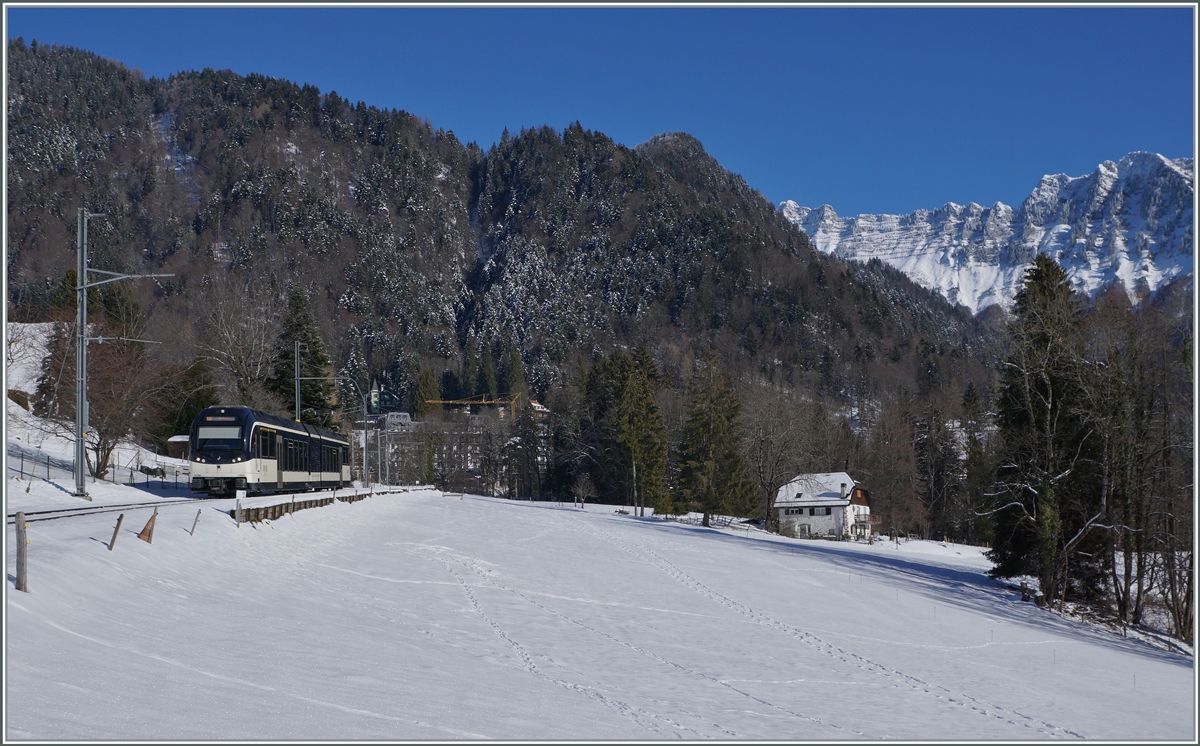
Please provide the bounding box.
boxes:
[188,406,350,496]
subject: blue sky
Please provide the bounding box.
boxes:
[5,5,1195,216]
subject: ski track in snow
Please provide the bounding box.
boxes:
[402,541,849,740]
[573,515,1087,740]
[6,600,488,739]
[412,544,695,739]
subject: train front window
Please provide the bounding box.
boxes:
[196,426,243,451]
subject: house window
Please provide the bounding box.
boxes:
[809,508,816,516]
[825,507,832,515]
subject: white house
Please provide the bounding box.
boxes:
[775,472,871,540]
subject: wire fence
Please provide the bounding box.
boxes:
[662,512,744,529]
[6,442,191,491]
[7,443,74,483]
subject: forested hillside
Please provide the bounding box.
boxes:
[6,39,1000,403]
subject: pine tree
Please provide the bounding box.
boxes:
[479,336,498,400]
[145,355,219,450]
[678,358,750,526]
[266,288,335,426]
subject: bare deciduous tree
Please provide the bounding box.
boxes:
[194,273,284,410]
[738,384,804,529]
[32,321,174,480]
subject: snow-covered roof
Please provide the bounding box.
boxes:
[168,435,191,443]
[774,472,856,506]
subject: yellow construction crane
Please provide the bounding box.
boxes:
[425,392,523,408]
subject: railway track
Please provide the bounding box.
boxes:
[7,493,315,525]
[6,497,210,524]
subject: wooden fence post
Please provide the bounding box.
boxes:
[15,512,28,592]
[109,513,125,550]
[190,509,201,536]
[137,507,158,543]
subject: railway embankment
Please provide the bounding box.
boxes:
[230,486,430,525]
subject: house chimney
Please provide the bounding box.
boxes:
[840,483,847,499]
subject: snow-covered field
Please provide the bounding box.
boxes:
[6,485,1196,739]
[5,324,1196,740]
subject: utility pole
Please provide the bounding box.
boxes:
[294,340,301,422]
[632,455,639,517]
[295,355,365,487]
[335,376,370,488]
[74,208,171,499]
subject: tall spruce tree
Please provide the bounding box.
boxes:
[461,343,478,401]
[989,255,1098,608]
[414,369,441,419]
[914,402,962,541]
[574,348,668,511]
[266,288,335,426]
[679,358,751,526]
[505,341,527,399]
[615,351,668,515]
[960,382,994,546]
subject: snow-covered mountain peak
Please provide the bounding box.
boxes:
[782,152,1193,314]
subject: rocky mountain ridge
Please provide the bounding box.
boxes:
[782,152,1194,314]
